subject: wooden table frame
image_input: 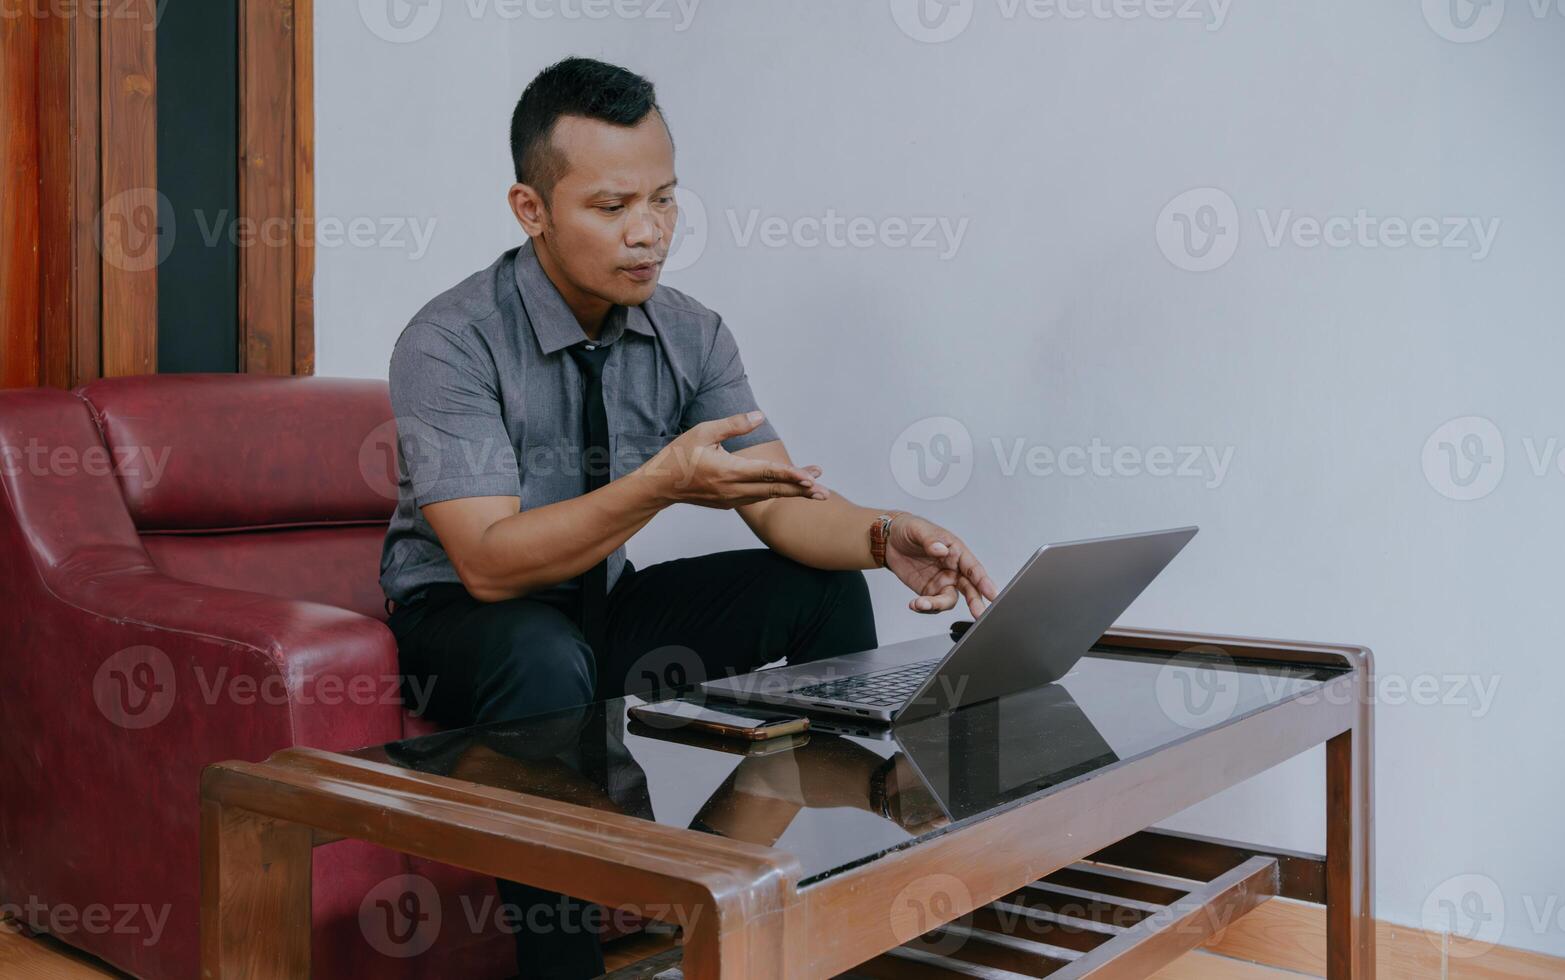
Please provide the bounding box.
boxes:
[200,627,1374,979]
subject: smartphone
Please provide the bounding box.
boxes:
[626,719,809,757]
[627,699,809,741]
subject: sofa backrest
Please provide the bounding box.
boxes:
[75,374,399,621]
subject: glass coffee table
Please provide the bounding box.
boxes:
[200,627,1375,979]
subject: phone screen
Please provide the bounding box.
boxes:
[629,699,807,737]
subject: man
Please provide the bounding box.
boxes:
[381,56,997,979]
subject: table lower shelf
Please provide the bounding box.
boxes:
[606,831,1290,979]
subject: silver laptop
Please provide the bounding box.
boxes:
[702,526,1197,724]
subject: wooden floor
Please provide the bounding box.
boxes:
[0,925,1306,980]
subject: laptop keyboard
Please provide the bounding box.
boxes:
[790,658,941,707]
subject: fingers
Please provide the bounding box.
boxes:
[728,482,828,502]
[910,584,959,613]
[693,410,768,444]
[954,548,999,601]
[955,576,989,618]
[723,453,818,485]
[921,528,1000,604]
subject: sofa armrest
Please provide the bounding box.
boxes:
[60,555,404,751]
[0,386,409,980]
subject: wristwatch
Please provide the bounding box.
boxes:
[869,512,900,568]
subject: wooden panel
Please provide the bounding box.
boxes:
[37,8,101,388]
[239,0,296,375]
[99,0,158,376]
[293,0,316,376]
[1,12,42,388]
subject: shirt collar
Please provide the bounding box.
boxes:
[513,238,655,355]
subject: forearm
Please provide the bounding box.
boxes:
[747,492,886,570]
[461,472,666,601]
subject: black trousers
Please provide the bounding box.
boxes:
[387,548,878,980]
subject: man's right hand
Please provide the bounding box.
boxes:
[641,411,827,509]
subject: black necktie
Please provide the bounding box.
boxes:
[566,342,613,654]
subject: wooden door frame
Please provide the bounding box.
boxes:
[8,0,314,388]
[240,0,314,376]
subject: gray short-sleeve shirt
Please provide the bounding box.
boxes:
[380,240,780,604]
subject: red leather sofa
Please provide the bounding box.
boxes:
[0,375,515,978]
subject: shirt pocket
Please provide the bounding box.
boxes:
[612,430,672,479]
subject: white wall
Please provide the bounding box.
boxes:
[319,0,1565,958]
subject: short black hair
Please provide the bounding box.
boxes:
[509,57,665,203]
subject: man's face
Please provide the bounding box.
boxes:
[522,111,678,309]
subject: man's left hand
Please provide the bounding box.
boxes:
[883,515,999,618]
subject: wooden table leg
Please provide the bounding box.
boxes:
[200,799,313,979]
[679,901,795,979]
[1326,711,1375,978]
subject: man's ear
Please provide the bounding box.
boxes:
[509,183,549,238]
